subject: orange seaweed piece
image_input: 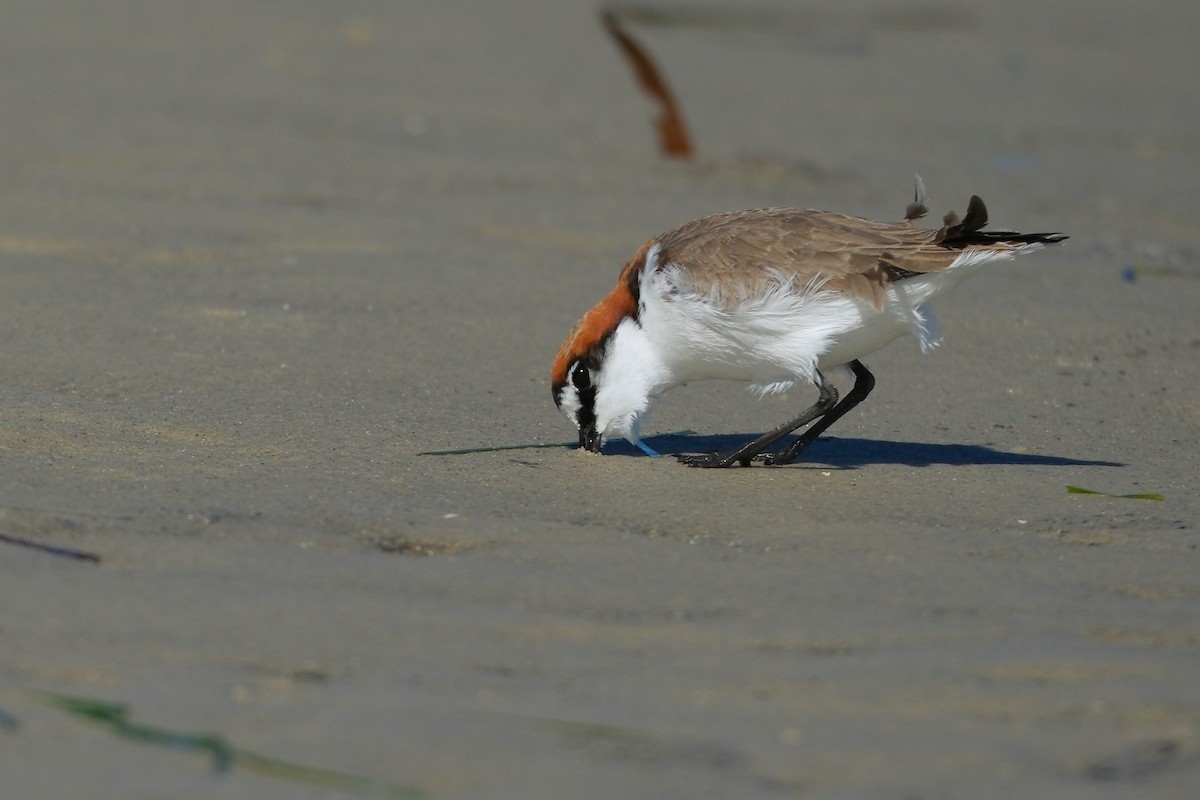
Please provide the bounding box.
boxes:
[601,9,695,159]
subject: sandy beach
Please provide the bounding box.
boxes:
[2,2,1198,797]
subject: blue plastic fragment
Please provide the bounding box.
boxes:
[633,439,661,457]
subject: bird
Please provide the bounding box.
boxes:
[550,179,1066,468]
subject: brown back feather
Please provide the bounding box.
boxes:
[652,201,1064,311]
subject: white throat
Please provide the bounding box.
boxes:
[593,317,672,444]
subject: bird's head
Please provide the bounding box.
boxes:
[551,309,655,453]
[551,252,663,453]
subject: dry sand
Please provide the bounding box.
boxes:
[1,2,1198,798]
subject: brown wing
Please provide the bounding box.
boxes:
[652,198,1063,310]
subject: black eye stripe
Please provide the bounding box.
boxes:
[576,384,597,434]
[568,361,598,434]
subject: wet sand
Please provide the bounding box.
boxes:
[2,2,1198,797]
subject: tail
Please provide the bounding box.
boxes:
[937,195,1067,249]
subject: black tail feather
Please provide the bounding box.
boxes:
[938,195,1067,248]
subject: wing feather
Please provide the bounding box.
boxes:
[652,198,1064,311]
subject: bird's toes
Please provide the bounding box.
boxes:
[673,452,745,468]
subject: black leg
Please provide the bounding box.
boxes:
[763,360,875,466]
[675,372,840,468]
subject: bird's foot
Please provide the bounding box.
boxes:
[673,452,749,468]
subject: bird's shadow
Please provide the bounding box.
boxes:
[607,432,1124,469]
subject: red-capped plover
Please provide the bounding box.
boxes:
[551,180,1066,467]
